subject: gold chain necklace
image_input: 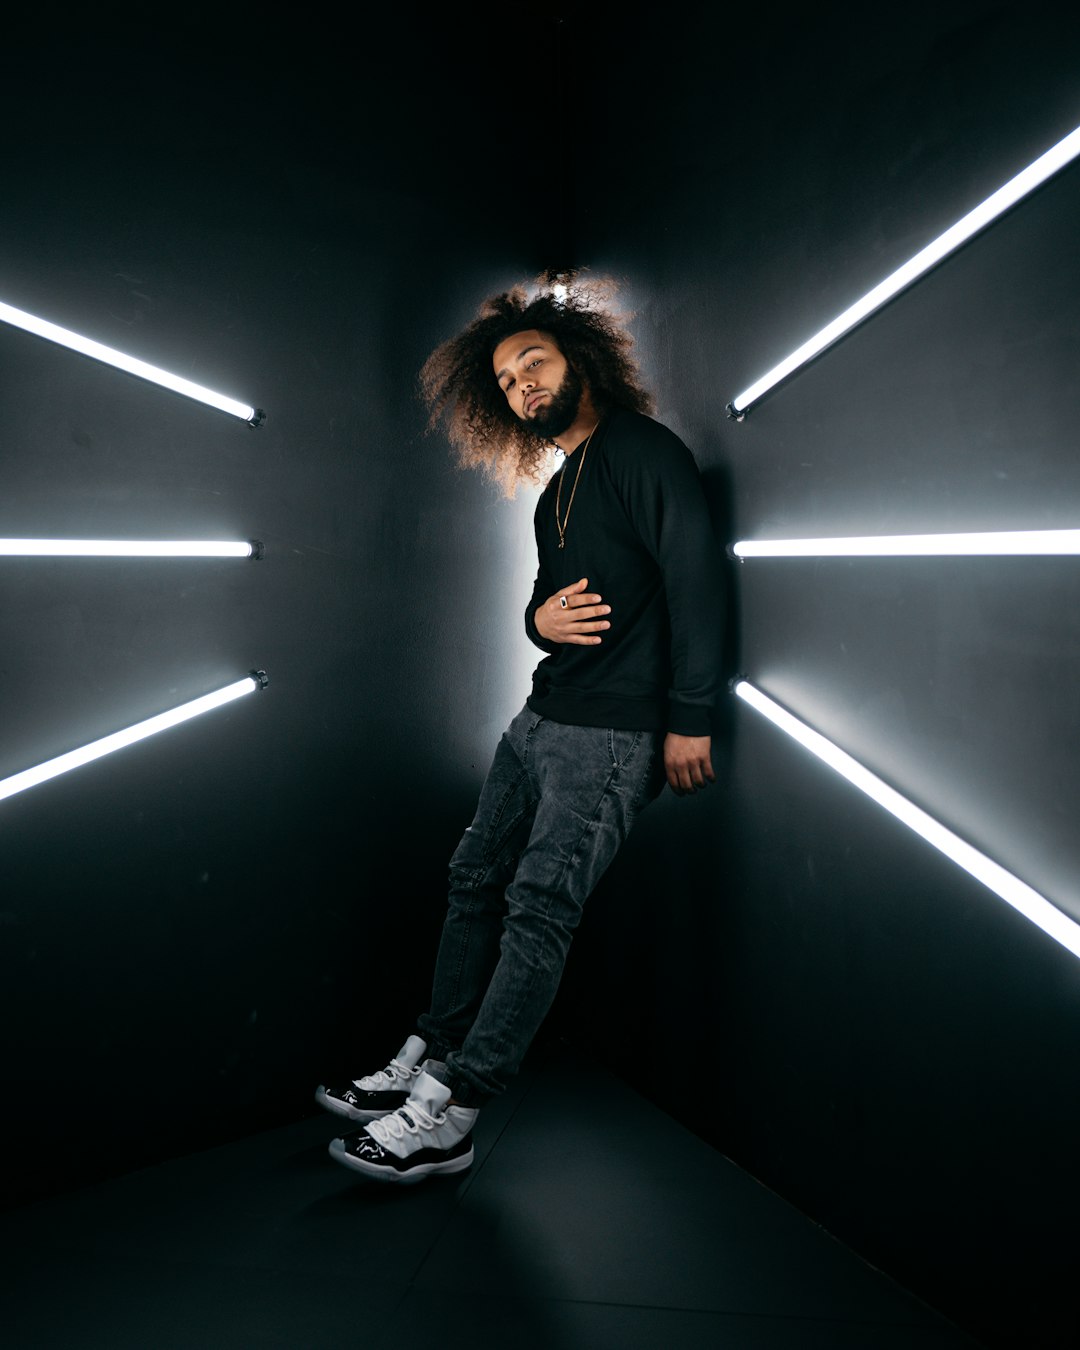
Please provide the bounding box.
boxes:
[555,422,599,549]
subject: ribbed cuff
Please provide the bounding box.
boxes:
[667,701,713,737]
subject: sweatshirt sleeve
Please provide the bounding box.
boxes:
[524,495,560,654]
[613,427,724,736]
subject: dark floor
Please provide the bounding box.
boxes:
[0,1056,983,1349]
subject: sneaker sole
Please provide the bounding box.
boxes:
[314,1086,398,1123]
[327,1137,474,1185]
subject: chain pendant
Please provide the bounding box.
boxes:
[553,421,598,554]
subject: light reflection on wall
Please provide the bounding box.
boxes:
[481,479,547,755]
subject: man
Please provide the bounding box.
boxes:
[315,273,722,1184]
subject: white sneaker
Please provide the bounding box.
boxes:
[315,1034,429,1122]
[328,1070,477,1184]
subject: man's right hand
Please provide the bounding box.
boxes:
[535,576,612,645]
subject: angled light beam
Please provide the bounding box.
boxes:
[731,529,1080,558]
[0,299,264,425]
[0,538,263,558]
[0,673,268,804]
[727,122,1080,417]
[734,680,1080,961]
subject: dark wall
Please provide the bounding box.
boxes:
[0,12,568,1203]
[556,5,1080,1348]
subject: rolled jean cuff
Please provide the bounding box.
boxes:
[422,1037,456,1066]
[448,1077,490,1108]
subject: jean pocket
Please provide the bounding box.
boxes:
[607,727,643,770]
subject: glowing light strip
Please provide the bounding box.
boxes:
[0,674,267,804]
[0,300,262,424]
[728,122,1080,416]
[732,529,1080,558]
[734,680,1080,960]
[0,538,261,558]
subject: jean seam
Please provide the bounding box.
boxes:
[444,777,533,1015]
[479,771,531,858]
[485,761,621,1083]
[521,710,542,768]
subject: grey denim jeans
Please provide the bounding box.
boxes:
[417,705,664,1106]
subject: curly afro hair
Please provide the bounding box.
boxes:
[419,270,654,496]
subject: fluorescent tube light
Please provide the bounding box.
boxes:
[731,529,1080,558]
[0,299,264,425]
[728,122,1080,417]
[0,538,263,558]
[734,680,1080,960]
[0,673,268,804]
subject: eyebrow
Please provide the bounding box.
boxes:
[495,345,544,382]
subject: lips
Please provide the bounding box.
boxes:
[525,392,547,413]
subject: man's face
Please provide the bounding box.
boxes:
[492,329,583,439]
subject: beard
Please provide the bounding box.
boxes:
[523,363,584,442]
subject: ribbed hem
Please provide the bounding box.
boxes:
[525,691,665,732]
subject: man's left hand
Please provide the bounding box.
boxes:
[664,733,714,796]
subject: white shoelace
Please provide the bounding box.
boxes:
[367,1100,446,1145]
[355,1057,416,1090]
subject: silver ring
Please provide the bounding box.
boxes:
[559,595,568,609]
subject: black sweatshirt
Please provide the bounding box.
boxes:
[524,408,722,736]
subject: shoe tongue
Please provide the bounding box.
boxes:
[396,1034,428,1068]
[408,1069,453,1115]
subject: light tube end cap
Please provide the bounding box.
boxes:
[248,408,267,429]
[250,669,270,690]
[725,402,746,423]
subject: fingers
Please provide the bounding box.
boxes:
[569,604,610,622]
[663,736,714,796]
[557,608,611,644]
[556,577,591,609]
[668,768,709,795]
[557,578,599,610]
[545,579,612,645]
